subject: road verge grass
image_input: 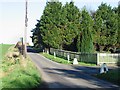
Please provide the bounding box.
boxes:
[1,46,41,89]
[95,68,120,86]
[41,53,72,64]
[41,53,96,66]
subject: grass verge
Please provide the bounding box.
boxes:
[41,53,72,64]
[78,62,96,66]
[41,53,96,66]
[95,69,120,86]
[0,44,13,60]
[1,46,41,89]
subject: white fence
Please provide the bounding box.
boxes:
[97,53,120,65]
[49,48,120,65]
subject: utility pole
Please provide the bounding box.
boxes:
[24,0,28,58]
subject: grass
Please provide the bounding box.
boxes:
[0,44,13,89]
[96,69,120,86]
[1,46,41,89]
[2,57,41,89]
[41,53,72,64]
[0,44,13,60]
[41,53,96,66]
[78,62,96,66]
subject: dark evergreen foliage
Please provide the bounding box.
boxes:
[77,9,94,53]
[94,3,118,52]
[31,1,119,53]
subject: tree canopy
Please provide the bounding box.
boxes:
[31,1,119,53]
[40,1,63,49]
[94,3,118,52]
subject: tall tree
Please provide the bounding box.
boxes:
[118,3,120,48]
[40,1,63,49]
[62,1,81,51]
[94,3,118,52]
[77,9,94,53]
[31,20,43,48]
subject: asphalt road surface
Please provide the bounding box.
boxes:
[28,53,119,90]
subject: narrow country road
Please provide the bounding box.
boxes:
[28,53,119,90]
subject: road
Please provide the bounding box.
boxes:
[28,53,119,90]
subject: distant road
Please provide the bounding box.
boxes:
[28,53,119,89]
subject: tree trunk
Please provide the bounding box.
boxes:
[99,45,104,52]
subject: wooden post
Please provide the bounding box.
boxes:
[24,0,28,58]
[67,53,70,63]
[54,51,56,58]
[97,53,100,65]
[21,37,24,55]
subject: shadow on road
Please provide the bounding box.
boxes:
[27,46,41,53]
[72,66,100,75]
[41,67,119,90]
[35,81,96,90]
[71,65,119,76]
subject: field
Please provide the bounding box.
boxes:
[0,44,13,60]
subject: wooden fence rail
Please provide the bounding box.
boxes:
[49,48,120,65]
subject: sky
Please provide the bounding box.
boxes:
[0,0,119,45]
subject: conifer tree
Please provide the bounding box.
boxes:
[31,20,43,48]
[94,3,118,52]
[40,1,63,49]
[62,1,81,50]
[77,9,94,53]
[118,4,120,48]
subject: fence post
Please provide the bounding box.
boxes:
[47,49,49,54]
[54,51,56,58]
[67,53,70,63]
[43,49,44,53]
[97,53,100,65]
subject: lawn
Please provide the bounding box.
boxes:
[1,45,41,89]
[41,53,96,66]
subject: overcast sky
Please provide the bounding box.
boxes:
[0,0,119,45]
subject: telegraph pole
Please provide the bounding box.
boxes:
[24,0,28,58]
